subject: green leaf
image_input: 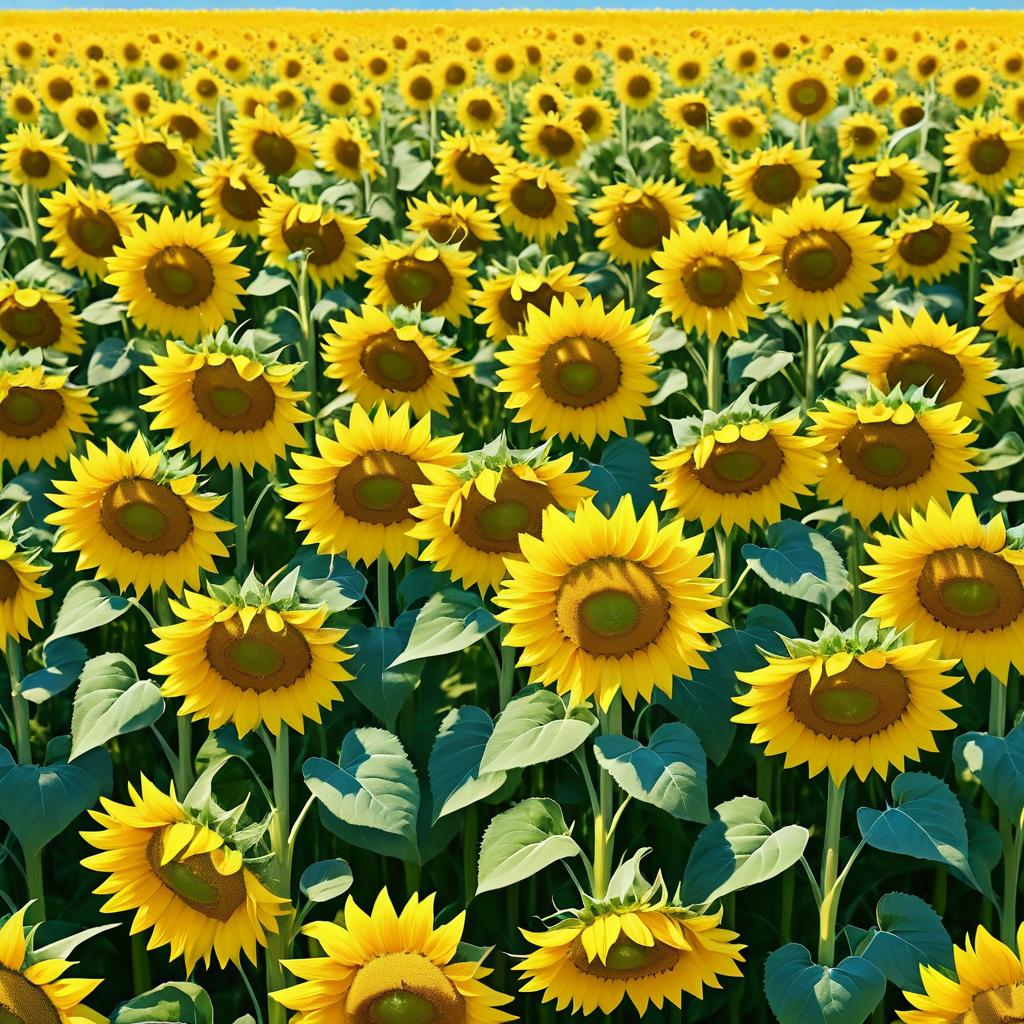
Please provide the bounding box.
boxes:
[391,590,498,666]
[954,722,1024,825]
[247,268,292,296]
[111,982,214,1024]
[583,438,658,515]
[593,723,709,822]
[20,637,87,704]
[481,689,597,773]
[48,581,131,642]
[429,705,507,821]
[765,945,886,1024]
[87,336,138,385]
[476,798,581,894]
[345,621,421,730]
[80,297,127,325]
[70,654,165,760]
[681,795,809,905]
[741,520,849,608]
[299,859,354,903]
[287,548,367,612]
[650,367,690,405]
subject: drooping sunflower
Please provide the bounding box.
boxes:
[406,192,501,254]
[944,113,1024,193]
[837,112,888,159]
[230,104,316,178]
[808,388,979,525]
[80,776,288,972]
[272,889,514,1024]
[670,131,727,188]
[489,160,578,244]
[141,339,309,471]
[359,238,475,323]
[150,577,351,736]
[654,401,826,533]
[281,403,462,567]
[410,439,594,593]
[713,104,768,154]
[112,120,194,192]
[591,179,695,267]
[0,905,102,1024]
[0,281,84,356]
[47,436,230,596]
[193,156,275,239]
[0,537,51,642]
[756,195,886,327]
[473,262,588,343]
[496,293,657,444]
[846,307,1001,421]
[734,625,959,782]
[885,205,975,285]
[259,192,368,289]
[0,124,73,191]
[517,900,744,1016]
[650,222,778,343]
[862,495,1024,681]
[725,143,823,218]
[846,154,929,218]
[315,118,382,182]
[106,207,247,342]
[519,110,587,167]
[978,274,1024,350]
[773,64,837,123]
[495,496,724,708]
[435,130,514,197]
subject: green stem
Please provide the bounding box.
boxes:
[5,638,30,766]
[266,728,292,1024]
[156,589,193,794]
[818,776,846,966]
[377,553,390,628]
[967,251,979,326]
[232,465,248,578]
[849,519,865,618]
[989,675,1020,948]
[297,262,317,449]
[592,695,622,900]
[707,337,722,412]
[804,321,819,411]
[130,932,152,996]
[21,184,41,259]
[463,803,479,907]
[715,527,732,624]
[619,102,629,156]
[498,624,515,710]
[24,845,45,923]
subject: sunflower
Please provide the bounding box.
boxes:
[317,118,382,184]
[897,924,1024,1024]
[978,275,1024,350]
[121,82,160,120]
[0,905,102,1023]
[6,85,40,124]
[194,156,275,239]
[272,889,513,1024]
[837,112,888,159]
[0,281,84,356]
[725,144,823,218]
[58,96,108,146]
[316,71,357,117]
[726,40,765,77]
[1004,86,1024,125]
[440,55,474,93]
[833,44,874,87]
[908,45,942,85]
[112,120,195,192]
[281,403,461,567]
[845,307,1001,421]
[734,626,959,782]
[941,66,990,110]
[662,92,711,132]
[944,114,1024,193]
[495,496,723,708]
[362,49,394,83]
[399,65,440,112]
[80,775,288,972]
[456,86,506,132]
[755,195,886,328]
[885,205,974,285]
[561,57,602,96]
[0,124,73,191]
[485,45,521,85]
[409,440,593,593]
[713,104,768,153]
[864,77,898,108]
[489,160,578,244]
[845,154,929,217]
[862,495,1024,681]
[590,179,694,267]
[435,130,514,197]
[359,238,475,323]
[669,48,709,87]
[496,293,657,444]
[0,538,51,642]
[183,67,228,110]
[47,436,230,596]
[892,95,927,130]
[151,579,350,736]
[614,62,661,110]
[230,105,316,178]
[406,192,500,254]
[654,402,826,533]
[141,340,309,471]
[473,262,588,343]
[998,44,1024,82]
[773,64,837,123]
[520,111,587,167]
[569,94,617,142]
[525,81,568,117]
[232,85,273,120]
[670,131,727,188]
[106,207,247,342]
[0,357,94,471]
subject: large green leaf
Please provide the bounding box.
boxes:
[391,590,498,666]
[111,982,213,1024]
[481,689,597,773]
[477,798,581,894]
[765,945,886,1024]
[582,438,658,515]
[954,722,1024,826]
[429,705,507,821]
[48,580,131,641]
[345,619,422,730]
[299,859,353,903]
[741,520,849,608]
[593,723,709,822]
[20,637,87,704]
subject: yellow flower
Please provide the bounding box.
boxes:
[846,155,929,217]
[406,192,501,254]
[613,62,661,109]
[940,66,991,109]
[885,205,974,285]
[194,155,276,238]
[0,281,84,355]
[456,86,507,132]
[837,112,888,158]
[473,262,588,343]
[591,178,695,267]
[519,111,587,167]
[670,131,727,187]
[0,124,73,191]
[0,539,51,642]
[435,130,514,197]
[726,143,823,218]
[978,275,1024,350]
[230,104,316,178]
[773,64,837,123]
[713,104,768,153]
[489,160,578,244]
[112,120,194,192]
[944,113,1024,193]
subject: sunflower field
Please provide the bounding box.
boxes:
[7,8,1024,1024]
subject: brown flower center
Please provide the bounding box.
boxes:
[538,335,621,407]
[680,101,707,127]
[76,108,100,130]
[614,195,670,249]
[680,60,702,80]
[752,163,802,206]
[918,546,1024,632]
[955,981,1024,1024]
[789,661,910,740]
[334,139,362,170]
[19,149,52,179]
[538,124,576,158]
[345,952,464,1024]
[0,562,19,603]
[897,224,952,266]
[0,295,62,348]
[569,935,681,980]
[510,178,558,219]
[898,104,924,127]
[446,65,467,87]
[954,74,981,98]
[282,215,346,267]
[969,136,1010,176]
[782,229,853,291]
[0,967,62,1024]
[252,131,297,176]
[692,434,785,494]
[219,178,265,222]
[329,82,352,106]
[729,116,755,138]
[144,245,215,307]
[206,612,311,692]
[359,330,432,391]
[454,472,553,554]
[454,150,497,186]
[134,141,177,178]
[14,96,34,116]
[687,145,715,174]
[466,99,493,122]
[867,172,905,204]
[1003,286,1024,328]
[191,361,275,431]
[48,78,73,102]
[917,56,938,77]
[851,125,877,148]
[424,215,478,253]
[683,254,743,308]
[497,282,558,333]
[627,75,652,99]
[145,826,246,921]
[838,417,934,488]
[99,476,194,554]
[885,345,964,401]
[787,78,829,116]
[333,450,426,525]
[408,76,434,102]
[0,386,64,438]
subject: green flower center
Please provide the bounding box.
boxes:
[940,578,1000,617]
[117,501,168,542]
[478,500,530,542]
[859,442,907,478]
[210,386,252,418]
[228,638,285,676]
[813,687,880,724]
[580,589,641,637]
[712,449,763,483]
[558,359,600,396]
[354,474,405,512]
[605,938,655,971]
[369,992,436,1024]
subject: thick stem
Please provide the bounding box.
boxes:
[156,589,193,794]
[24,845,45,923]
[266,729,292,1024]
[377,553,390,629]
[130,932,152,996]
[715,527,732,624]
[817,776,847,966]
[849,519,865,618]
[297,263,317,450]
[5,639,30,766]
[498,624,515,710]
[988,675,1021,948]
[21,184,42,259]
[232,465,248,578]
[707,337,723,412]
[592,695,622,900]
[804,321,819,411]
[967,252,979,326]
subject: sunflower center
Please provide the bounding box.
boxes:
[556,556,670,656]
[683,255,743,308]
[67,206,120,257]
[576,105,599,132]
[783,229,853,291]
[359,330,432,391]
[851,126,877,148]
[409,77,434,102]
[454,472,553,554]
[497,282,557,333]
[144,245,215,308]
[845,55,865,76]
[1004,287,1024,328]
[538,335,622,408]
[918,546,1024,632]
[334,139,362,169]
[838,418,934,488]
[899,103,925,127]
[206,612,312,691]
[454,151,497,186]
[885,345,963,400]
[730,116,755,138]
[680,60,701,79]
[347,952,464,1024]
[687,145,715,173]
[693,434,785,494]
[282,216,346,267]
[425,216,478,253]
[48,78,73,102]
[76,108,99,130]
[568,935,681,980]
[614,196,671,249]
[384,257,453,311]
[681,101,707,127]
[134,141,177,178]
[955,74,981,98]
[0,562,19,602]
[446,65,467,87]
[969,137,1010,175]
[898,224,951,266]
[191,361,276,431]
[329,83,352,106]
[145,827,247,922]
[538,124,575,158]
[958,981,1024,1024]
[467,99,492,122]
[14,96,34,115]
[252,131,297,176]
[19,149,51,179]
[788,78,828,116]
[333,450,426,525]
[789,661,910,740]
[0,295,62,348]
[219,179,265,222]
[752,163,802,205]
[0,967,62,1024]
[99,477,194,554]
[0,386,65,438]
[510,178,558,219]
[867,172,905,203]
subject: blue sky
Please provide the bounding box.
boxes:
[7,0,998,8]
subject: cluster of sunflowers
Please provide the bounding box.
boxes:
[5,8,1024,1024]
